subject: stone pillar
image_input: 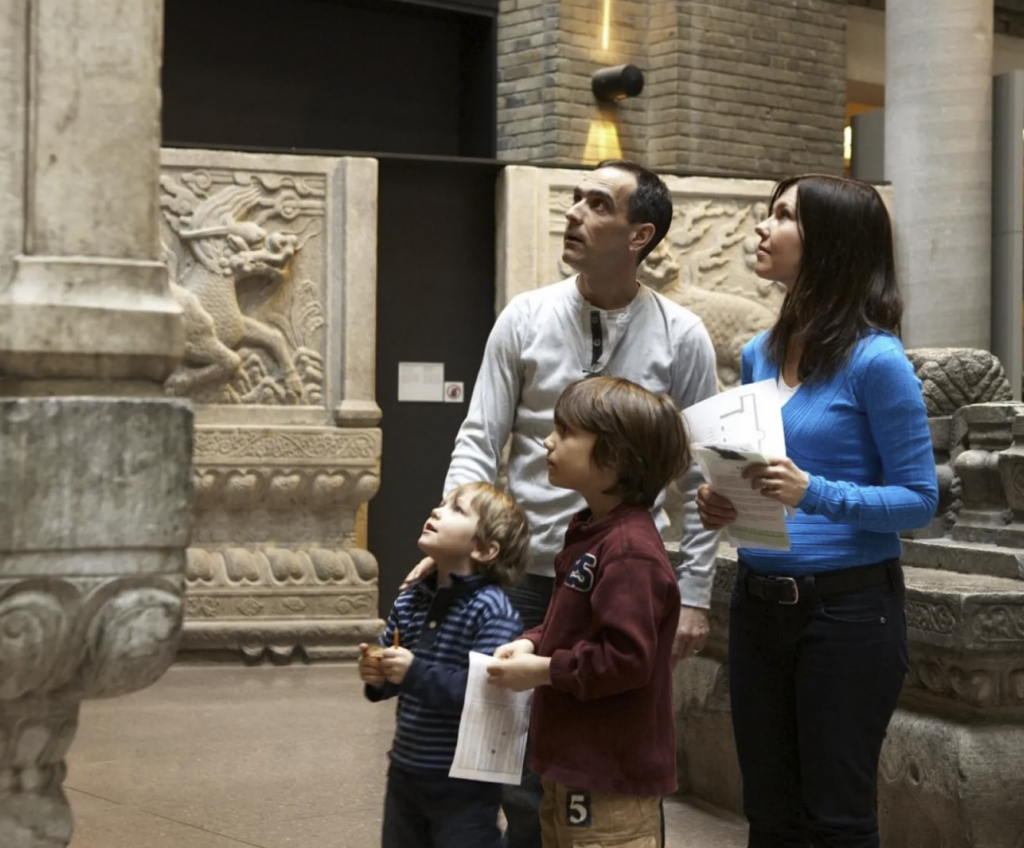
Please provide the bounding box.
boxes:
[886,0,994,348]
[0,2,191,846]
[497,0,846,174]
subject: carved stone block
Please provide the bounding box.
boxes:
[879,711,1024,848]
[906,348,1013,417]
[160,150,384,662]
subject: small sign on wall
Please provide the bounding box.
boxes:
[444,381,465,403]
[398,362,445,402]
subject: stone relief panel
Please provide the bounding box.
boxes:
[160,151,384,663]
[160,168,327,405]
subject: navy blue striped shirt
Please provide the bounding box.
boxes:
[366,572,522,773]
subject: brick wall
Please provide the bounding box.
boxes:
[498,0,847,176]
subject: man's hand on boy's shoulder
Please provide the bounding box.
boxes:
[672,606,710,665]
[380,646,415,685]
[486,652,550,692]
[399,556,436,592]
[357,643,387,688]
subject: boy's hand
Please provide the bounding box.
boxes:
[358,643,386,688]
[381,647,415,684]
[486,654,550,692]
[399,557,436,592]
[493,638,536,660]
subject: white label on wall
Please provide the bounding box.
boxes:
[444,381,465,403]
[398,362,445,402]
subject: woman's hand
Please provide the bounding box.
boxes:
[742,457,809,508]
[696,484,737,529]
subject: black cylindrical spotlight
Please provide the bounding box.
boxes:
[591,64,645,102]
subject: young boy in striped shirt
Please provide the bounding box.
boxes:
[358,482,529,848]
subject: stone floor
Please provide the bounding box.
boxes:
[66,664,748,848]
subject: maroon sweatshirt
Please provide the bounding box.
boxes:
[524,503,681,797]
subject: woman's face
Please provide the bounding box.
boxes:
[754,184,802,290]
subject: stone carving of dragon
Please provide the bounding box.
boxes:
[160,172,323,403]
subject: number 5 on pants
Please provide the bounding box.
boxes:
[540,780,662,847]
[566,790,592,827]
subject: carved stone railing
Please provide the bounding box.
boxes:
[160,150,384,661]
[673,349,1024,847]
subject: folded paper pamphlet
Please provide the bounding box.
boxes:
[683,380,791,551]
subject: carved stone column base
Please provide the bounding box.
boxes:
[880,710,1024,847]
[0,700,78,848]
[0,397,192,847]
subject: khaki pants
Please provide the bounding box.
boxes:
[539,780,661,848]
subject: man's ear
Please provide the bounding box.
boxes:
[472,540,500,564]
[631,222,656,260]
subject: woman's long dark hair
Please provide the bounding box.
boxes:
[765,175,902,383]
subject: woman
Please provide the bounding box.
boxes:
[696,175,938,848]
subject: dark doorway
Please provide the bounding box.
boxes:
[370,158,502,616]
[163,0,496,158]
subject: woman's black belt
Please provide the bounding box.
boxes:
[742,559,898,605]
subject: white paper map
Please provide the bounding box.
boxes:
[449,651,532,785]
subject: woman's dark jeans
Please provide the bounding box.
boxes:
[729,559,908,848]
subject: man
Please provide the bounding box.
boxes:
[408,159,719,848]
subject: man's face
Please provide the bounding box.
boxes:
[561,167,642,274]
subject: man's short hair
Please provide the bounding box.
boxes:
[597,159,673,264]
[449,482,529,588]
[553,376,691,508]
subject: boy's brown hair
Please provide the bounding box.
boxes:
[449,482,529,588]
[553,376,691,508]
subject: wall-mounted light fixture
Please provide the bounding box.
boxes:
[591,64,644,103]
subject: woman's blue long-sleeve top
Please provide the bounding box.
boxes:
[738,331,939,575]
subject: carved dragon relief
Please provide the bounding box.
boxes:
[160,169,327,405]
[549,190,781,389]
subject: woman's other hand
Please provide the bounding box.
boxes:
[696,484,737,529]
[743,457,809,509]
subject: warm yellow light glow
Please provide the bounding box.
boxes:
[844,125,852,164]
[582,118,622,165]
[602,0,612,51]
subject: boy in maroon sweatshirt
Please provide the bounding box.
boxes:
[487,375,690,848]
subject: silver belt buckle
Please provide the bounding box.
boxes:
[776,576,799,605]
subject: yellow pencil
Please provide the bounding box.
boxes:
[393,626,400,648]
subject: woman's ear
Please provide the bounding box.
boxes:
[472,540,500,564]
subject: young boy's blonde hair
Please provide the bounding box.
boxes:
[553,376,691,508]
[449,482,529,588]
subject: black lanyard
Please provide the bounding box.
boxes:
[587,310,603,373]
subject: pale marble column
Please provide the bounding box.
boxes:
[0,2,190,846]
[885,0,994,348]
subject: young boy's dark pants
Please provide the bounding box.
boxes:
[382,765,503,848]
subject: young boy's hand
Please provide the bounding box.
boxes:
[493,638,536,660]
[358,643,386,688]
[486,654,551,692]
[381,647,415,684]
